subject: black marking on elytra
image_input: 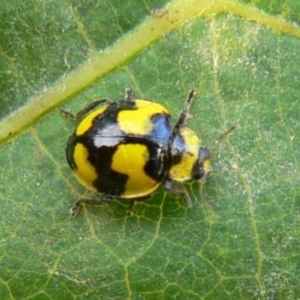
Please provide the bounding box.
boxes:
[90,100,137,137]
[169,129,186,169]
[143,113,172,181]
[76,133,128,196]
[66,132,79,170]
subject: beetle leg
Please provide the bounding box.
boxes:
[126,200,136,216]
[125,86,134,101]
[61,99,111,120]
[173,90,196,131]
[126,194,153,216]
[164,179,192,208]
[70,196,114,216]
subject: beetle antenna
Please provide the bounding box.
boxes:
[210,125,237,160]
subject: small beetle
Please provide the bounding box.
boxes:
[62,88,233,216]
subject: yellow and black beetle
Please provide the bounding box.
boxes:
[62,88,220,216]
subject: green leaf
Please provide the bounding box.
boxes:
[1,0,300,299]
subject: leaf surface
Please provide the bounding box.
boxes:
[0,0,300,299]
